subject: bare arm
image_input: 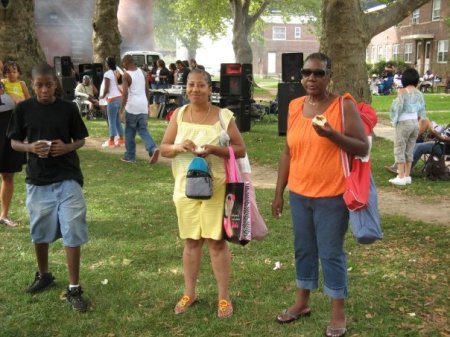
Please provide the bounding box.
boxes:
[160,111,246,159]
[20,81,31,99]
[160,109,181,158]
[119,72,131,116]
[101,78,110,99]
[313,98,369,156]
[271,142,290,218]
[11,138,85,157]
[50,139,85,157]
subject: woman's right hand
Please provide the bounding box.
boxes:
[271,196,284,219]
[181,139,196,153]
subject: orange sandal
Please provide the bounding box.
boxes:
[174,295,196,314]
[217,299,233,319]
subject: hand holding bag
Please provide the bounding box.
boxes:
[185,156,213,200]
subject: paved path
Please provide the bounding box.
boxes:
[374,123,395,142]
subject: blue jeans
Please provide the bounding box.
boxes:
[153,82,168,104]
[107,98,124,137]
[412,142,443,167]
[124,112,157,161]
[289,192,349,299]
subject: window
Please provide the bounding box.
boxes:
[378,46,384,61]
[432,0,441,21]
[393,44,400,60]
[371,46,377,62]
[404,43,413,63]
[294,27,301,39]
[385,45,392,60]
[411,9,419,24]
[272,27,286,40]
[437,40,448,63]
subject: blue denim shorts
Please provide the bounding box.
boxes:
[26,180,88,247]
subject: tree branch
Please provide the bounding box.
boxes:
[366,0,430,37]
[248,0,272,26]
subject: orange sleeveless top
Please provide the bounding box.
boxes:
[287,93,354,198]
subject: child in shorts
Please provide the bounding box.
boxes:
[8,63,90,312]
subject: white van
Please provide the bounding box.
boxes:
[122,51,163,67]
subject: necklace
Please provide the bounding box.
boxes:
[308,92,329,106]
[190,104,211,124]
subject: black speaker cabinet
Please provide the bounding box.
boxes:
[223,99,251,133]
[61,76,77,100]
[61,56,72,77]
[78,63,93,76]
[219,63,252,100]
[281,53,303,83]
[277,82,306,135]
[54,56,62,77]
[92,63,104,90]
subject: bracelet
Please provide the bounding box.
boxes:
[172,144,177,153]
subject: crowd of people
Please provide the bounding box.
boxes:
[0,52,448,337]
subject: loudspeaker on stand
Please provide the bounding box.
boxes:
[277,82,306,135]
[281,53,303,83]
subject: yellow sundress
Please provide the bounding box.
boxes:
[172,105,234,240]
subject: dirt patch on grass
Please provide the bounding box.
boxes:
[85,137,450,226]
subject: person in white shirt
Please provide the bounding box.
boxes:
[119,55,159,164]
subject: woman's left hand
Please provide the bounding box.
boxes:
[193,144,214,157]
[312,122,334,138]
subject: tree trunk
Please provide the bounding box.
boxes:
[0,0,46,85]
[321,0,430,103]
[179,34,200,61]
[92,0,121,64]
[229,0,268,64]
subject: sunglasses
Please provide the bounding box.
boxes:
[300,68,328,78]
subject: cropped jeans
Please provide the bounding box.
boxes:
[289,192,349,299]
[107,98,124,137]
[124,112,157,162]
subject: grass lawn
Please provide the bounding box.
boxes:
[1,119,449,336]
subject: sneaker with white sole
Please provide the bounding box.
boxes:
[101,140,115,148]
[404,176,412,184]
[26,272,55,294]
[65,286,88,312]
[389,176,406,186]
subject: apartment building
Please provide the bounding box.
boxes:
[367,0,449,79]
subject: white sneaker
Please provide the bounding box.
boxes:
[101,140,115,148]
[389,176,406,186]
[404,176,412,184]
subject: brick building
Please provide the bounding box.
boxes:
[367,0,449,80]
[251,16,319,76]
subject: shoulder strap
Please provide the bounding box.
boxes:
[176,105,188,124]
[340,96,351,178]
[218,109,226,130]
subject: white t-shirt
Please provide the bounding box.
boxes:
[125,69,148,115]
[103,69,122,99]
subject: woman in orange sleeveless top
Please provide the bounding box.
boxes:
[272,53,369,337]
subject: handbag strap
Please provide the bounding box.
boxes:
[226,146,240,183]
[339,96,351,178]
